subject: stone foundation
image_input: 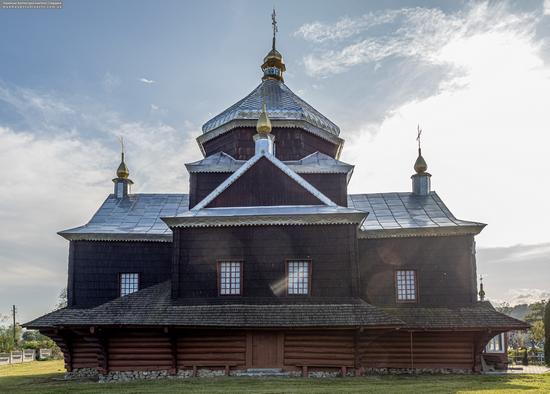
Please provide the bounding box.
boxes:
[71,367,472,382]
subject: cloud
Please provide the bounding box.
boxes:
[0,83,201,321]
[545,0,550,16]
[139,77,155,84]
[296,3,539,78]
[102,71,120,93]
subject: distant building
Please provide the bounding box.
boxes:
[25,15,527,377]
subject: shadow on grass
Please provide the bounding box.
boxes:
[0,372,549,394]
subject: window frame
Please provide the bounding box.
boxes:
[394,269,418,303]
[485,333,505,354]
[119,272,140,297]
[216,260,244,296]
[286,259,312,296]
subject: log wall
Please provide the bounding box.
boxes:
[284,331,355,368]
[178,331,247,368]
[72,336,98,369]
[360,330,475,370]
[108,331,172,371]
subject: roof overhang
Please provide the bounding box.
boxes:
[358,223,486,239]
[57,230,172,242]
[163,206,368,229]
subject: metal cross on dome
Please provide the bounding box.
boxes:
[416,124,422,150]
[272,8,278,50]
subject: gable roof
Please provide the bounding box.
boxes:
[191,152,337,211]
[185,151,354,180]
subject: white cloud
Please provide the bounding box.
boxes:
[492,288,550,306]
[544,0,550,16]
[0,84,201,321]
[139,77,155,84]
[297,3,538,77]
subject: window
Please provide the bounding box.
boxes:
[287,260,311,295]
[485,334,505,353]
[218,261,242,295]
[395,270,417,302]
[120,273,139,297]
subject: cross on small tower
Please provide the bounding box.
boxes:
[271,8,278,51]
[478,275,486,301]
[416,124,422,151]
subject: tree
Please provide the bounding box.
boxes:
[0,324,22,353]
[545,300,550,366]
[55,287,67,310]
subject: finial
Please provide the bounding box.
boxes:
[261,9,286,82]
[116,136,130,179]
[414,124,428,173]
[478,275,486,301]
[256,102,272,135]
[272,8,278,51]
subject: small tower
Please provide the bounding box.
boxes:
[112,138,133,199]
[261,8,286,82]
[478,275,486,301]
[254,102,275,155]
[411,125,431,195]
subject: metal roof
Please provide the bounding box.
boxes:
[348,192,485,238]
[58,192,484,242]
[201,79,341,138]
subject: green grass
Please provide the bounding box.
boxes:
[1,360,549,393]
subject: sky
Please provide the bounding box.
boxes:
[1,0,550,323]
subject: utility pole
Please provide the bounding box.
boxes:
[12,305,17,347]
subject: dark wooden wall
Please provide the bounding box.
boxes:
[173,224,358,299]
[358,235,477,306]
[69,241,172,308]
[189,172,232,209]
[203,127,339,161]
[206,157,323,208]
[300,173,348,207]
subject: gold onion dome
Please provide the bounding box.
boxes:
[256,103,272,134]
[117,153,130,179]
[414,149,428,173]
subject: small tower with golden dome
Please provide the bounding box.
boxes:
[261,8,286,82]
[112,138,134,199]
[411,125,431,196]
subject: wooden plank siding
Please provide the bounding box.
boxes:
[71,336,98,369]
[202,127,339,161]
[358,236,478,306]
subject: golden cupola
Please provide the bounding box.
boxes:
[256,103,272,135]
[112,139,133,199]
[117,152,130,179]
[261,9,286,82]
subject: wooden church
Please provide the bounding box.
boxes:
[25,14,527,378]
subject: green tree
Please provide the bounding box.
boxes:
[0,324,22,352]
[545,300,550,366]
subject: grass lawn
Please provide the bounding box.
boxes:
[1,360,549,394]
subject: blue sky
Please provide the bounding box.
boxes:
[1,0,550,323]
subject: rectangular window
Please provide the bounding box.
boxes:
[120,273,139,297]
[396,270,417,302]
[287,260,311,295]
[485,334,505,353]
[218,261,242,295]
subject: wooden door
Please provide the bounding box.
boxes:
[251,332,279,368]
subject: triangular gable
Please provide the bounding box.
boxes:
[192,153,336,211]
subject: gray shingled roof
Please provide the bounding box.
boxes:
[25,282,403,329]
[348,192,485,238]
[58,192,484,241]
[202,79,340,136]
[383,303,529,330]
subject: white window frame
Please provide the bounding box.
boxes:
[395,270,417,302]
[485,333,505,353]
[287,260,311,295]
[119,273,139,297]
[218,261,242,295]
